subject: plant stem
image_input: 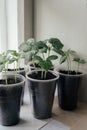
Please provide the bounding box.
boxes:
[77,62,80,74]
[68,55,71,73]
[66,56,70,75]
[17,61,19,72]
[32,59,37,74]
[44,70,47,79]
[14,62,16,83]
[5,65,8,85]
[41,70,43,79]
[42,53,45,60]
[48,47,50,57]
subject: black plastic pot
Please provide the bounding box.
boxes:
[26,70,59,119]
[57,70,83,110]
[0,74,25,126]
[3,68,26,105]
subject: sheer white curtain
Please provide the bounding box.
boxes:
[0,0,24,53]
[0,0,7,52]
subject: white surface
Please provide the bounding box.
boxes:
[39,120,70,130]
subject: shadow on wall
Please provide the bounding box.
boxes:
[78,74,87,103]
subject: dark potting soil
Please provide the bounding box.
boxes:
[28,71,56,80]
[0,78,21,85]
[7,68,24,71]
[59,70,82,75]
[30,63,41,68]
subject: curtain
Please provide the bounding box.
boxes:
[0,0,7,52]
[0,0,24,53]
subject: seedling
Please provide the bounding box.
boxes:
[48,38,64,55]
[0,50,24,84]
[18,38,39,73]
[73,57,86,74]
[19,38,63,79]
[34,40,58,78]
[59,49,86,75]
[0,52,8,84]
[59,49,76,74]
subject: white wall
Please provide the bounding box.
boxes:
[34,0,87,68]
[34,0,87,102]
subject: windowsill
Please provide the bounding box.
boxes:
[1,92,87,130]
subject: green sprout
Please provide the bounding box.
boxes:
[73,57,86,74]
[48,38,64,55]
[59,49,76,74]
[0,52,10,84]
[18,38,38,73]
[0,49,24,84]
[6,50,25,82]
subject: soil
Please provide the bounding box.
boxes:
[28,71,56,80]
[0,78,21,85]
[6,68,24,71]
[59,70,82,75]
[30,63,41,68]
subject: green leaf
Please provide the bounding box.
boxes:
[8,58,15,64]
[34,55,43,62]
[60,55,67,64]
[19,38,35,53]
[80,59,86,64]
[0,64,5,72]
[47,55,58,61]
[0,56,4,64]
[36,41,48,53]
[24,52,34,61]
[49,38,64,50]
[73,57,80,62]
[65,49,76,56]
[73,57,86,64]
[53,48,65,56]
[27,38,35,44]
[39,60,53,72]
[18,42,32,52]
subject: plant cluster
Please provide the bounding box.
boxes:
[19,38,86,76]
[59,49,86,74]
[0,50,24,84]
[19,38,64,78]
[0,37,86,82]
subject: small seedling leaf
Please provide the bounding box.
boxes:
[60,55,67,64]
[49,38,64,50]
[47,55,58,61]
